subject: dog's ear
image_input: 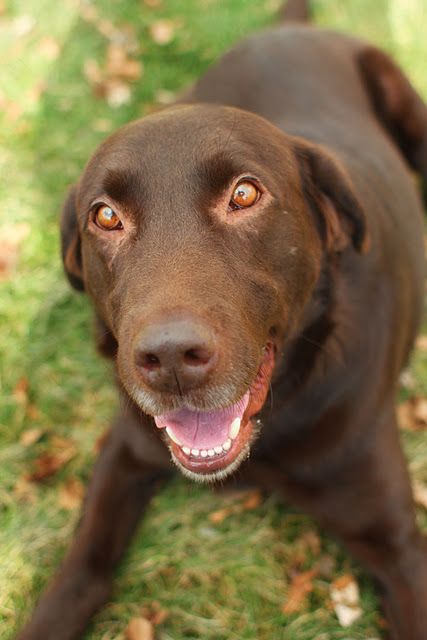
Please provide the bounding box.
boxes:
[60,185,85,291]
[293,140,370,254]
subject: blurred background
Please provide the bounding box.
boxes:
[1,1,427,638]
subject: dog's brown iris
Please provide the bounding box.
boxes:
[231,181,259,209]
[95,205,123,230]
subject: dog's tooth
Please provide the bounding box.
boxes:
[207,449,215,457]
[229,417,241,440]
[222,439,232,451]
[182,446,191,455]
[166,426,183,446]
[200,449,208,458]
[191,448,200,457]
[214,445,223,454]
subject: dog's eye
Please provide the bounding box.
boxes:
[94,205,123,231]
[230,181,260,210]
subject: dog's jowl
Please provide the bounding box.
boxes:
[18,1,427,638]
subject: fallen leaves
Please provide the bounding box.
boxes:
[208,489,262,523]
[20,427,44,447]
[282,567,318,614]
[84,43,143,107]
[79,4,142,107]
[149,20,177,46]
[26,435,76,482]
[0,222,30,280]
[330,574,363,627]
[58,477,85,510]
[413,480,427,510]
[398,396,427,431]
[126,617,154,640]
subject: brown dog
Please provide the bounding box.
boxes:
[18,1,427,638]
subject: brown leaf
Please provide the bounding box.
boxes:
[13,477,37,503]
[398,397,427,431]
[105,43,142,81]
[330,574,362,627]
[209,507,233,524]
[282,567,318,614]
[149,20,176,45]
[140,601,169,626]
[242,489,262,510]
[144,0,163,7]
[27,437,76,482]
[84,42,142,108]
[38,36,60,60]
[126,617,154,640]
[416,335,427,351]
[0,223,30,279]
[20,428,44,447]
[299,530,321,556]
[13,377,29,404]
[58,477,85,510]
[209,489,263,523]
[413,480,427,510]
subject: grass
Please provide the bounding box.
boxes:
[0,0,426,638]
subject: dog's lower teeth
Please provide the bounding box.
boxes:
[182,446,191,455]
[201,450,208,457]
[207,449,215,457]
[214,445,223,454]
[190,448,199,456]
[222,439,232,451]
[229,417,241,440]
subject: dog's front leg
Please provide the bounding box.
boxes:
[17,415,171,640]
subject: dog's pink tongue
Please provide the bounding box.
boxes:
[154,392,249,449]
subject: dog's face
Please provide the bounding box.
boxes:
[62,104,367,482]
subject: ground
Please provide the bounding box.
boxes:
[1,1,427,638]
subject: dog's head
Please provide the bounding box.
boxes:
[61,104,367,482]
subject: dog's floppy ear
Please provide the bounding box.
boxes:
[293,140,370,254]
[60,184,85,291]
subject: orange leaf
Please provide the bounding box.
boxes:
[126,617,154,640]
[282,567,318,614]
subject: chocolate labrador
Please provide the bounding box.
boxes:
[18,1,427,638]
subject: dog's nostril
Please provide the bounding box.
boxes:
[183,347,212,366]
[137,352,161,371]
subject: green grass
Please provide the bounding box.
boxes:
[1,0,427,638]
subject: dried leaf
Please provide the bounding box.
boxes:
[398,397,427,431]
[330,574,363,627]
[13,477,37,503]
[27,437,76,482]
[299,530,321,556]
[416,335,427,351]
[282,568,318,614]
[38,36,60,60]
[126,617,154,640]
[209,489,263,523]
[209,507,233,524]
[0,223,30,279]
[58,477,85,510]
[13,377,29,404]
[149,20,176,45]
[413,480,427,510]
[140,601,169,626]
[144,0,163,7]
[242,489,262,510]
[20,428,43,447]
[83,42,142,108]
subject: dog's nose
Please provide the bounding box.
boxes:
[134,314,218,393]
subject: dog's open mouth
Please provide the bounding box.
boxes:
[154,343,275,482]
